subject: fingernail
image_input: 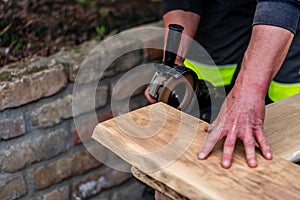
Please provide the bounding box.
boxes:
[266,152,272,159]
[249,159,257,167]
[222,160,230,168]
[198,152,206,159]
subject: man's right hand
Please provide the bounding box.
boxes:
[144,86,156,104]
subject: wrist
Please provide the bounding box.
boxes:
[233,75,269,100]
[175,57,184,66]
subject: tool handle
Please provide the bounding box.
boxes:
[164,24,184,67]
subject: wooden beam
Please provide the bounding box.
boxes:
[92,94,300,200]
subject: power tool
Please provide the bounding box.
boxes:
[148,24,204,114]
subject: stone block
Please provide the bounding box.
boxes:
[110,50,143,73]
[74,35,144,85]
[0,129,70,172]
[0,115,25,140]
[53,41,98,82]
[89,179,147,200]
[37,185,70,200]
[31,85,108,128]
[127,22,164,61]
[111,65,155,101]
[31,95,72,128]
[0,174,27,200]
[73,166,131,199]
[110,180,147,200]
[72,85,109,118]
[0,65,67,111]
[73,111,113,145]
[33,148,103,190]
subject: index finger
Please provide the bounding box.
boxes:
[199,128,223,159]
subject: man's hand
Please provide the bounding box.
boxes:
[144,86,156,104]
[145,10,200,104]
[198,86,272,168]
[198,24,294,168]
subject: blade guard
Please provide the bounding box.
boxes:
[149,63,197,111]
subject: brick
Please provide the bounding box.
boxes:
[89,179,147,200]
[73,111,113,145]
[0,129,70,172]
[110,180,147,200]
[54,41,99,82]
[31,85,108,128]
[111,66,155,101]
[31,95,72,128]
[110,50,143,73]
[73,166,131,199]
[71,85,109,117]
[126,22,164,61]
[0,174,27,200]
[74,36,143,85]
[0,65,67,111]
[33,147,104,190]
[37,185,70,200]
[0,115,25,140]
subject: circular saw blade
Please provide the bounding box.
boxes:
[158,73,196,111]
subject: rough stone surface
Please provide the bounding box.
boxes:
[111,66,155,101]
[31,95,73,128]
[54,41,99,82]
[74,36,143,85]
[89,179,148,200]
[0,65,67,111]
[0,174,27,200]
[0,21,164,200]
[73,111,113,145]
[110,180,148,200]
[110,50,143,73]
[128,21,163,61]
[72,85,109,117]
[31,85,108,128]
[37,185,70,200]
[0,115,25,140]
[33,148,103,190]
[73,166,132,199]
[0,129,71,172]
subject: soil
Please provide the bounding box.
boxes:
[0,0,162,67]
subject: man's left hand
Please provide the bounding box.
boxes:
[198,87,272,168]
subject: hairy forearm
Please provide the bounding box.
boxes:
[235,24,294,98]
[163,10,200,64]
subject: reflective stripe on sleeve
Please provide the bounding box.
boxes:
[184,59,300,102]
[184,59,237,87]
[268,81,300,102]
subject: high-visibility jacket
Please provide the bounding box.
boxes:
[163,0,300,101]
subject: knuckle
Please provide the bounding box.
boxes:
[258,137,267,145]
[243,139,254,146]
[225,138,236,147]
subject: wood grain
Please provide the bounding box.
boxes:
[92,94,300,200]
[264,94,300,161]
[131,167,187,200]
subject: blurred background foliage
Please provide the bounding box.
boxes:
[0,0,161,67]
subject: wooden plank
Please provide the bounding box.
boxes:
[131,167,187,200]
[264,94,300,161]
[92,94,300,200]
[131,93,300,200]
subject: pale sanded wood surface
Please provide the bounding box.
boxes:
[264,94,300,161]
[92,94,300,200]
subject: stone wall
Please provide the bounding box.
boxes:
[0,22,163,200]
